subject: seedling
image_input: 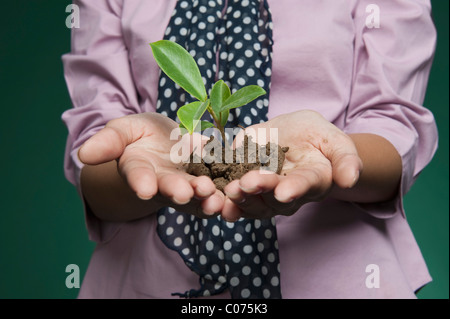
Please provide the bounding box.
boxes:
[149,40,266,143]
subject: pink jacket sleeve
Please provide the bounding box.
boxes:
[62,0,142,187]
[343,0,438,218]
[61,0,142,242]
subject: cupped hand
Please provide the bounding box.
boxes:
[78,112,224,218]
[221,110,363,221]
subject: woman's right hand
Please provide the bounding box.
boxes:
[78,112,225,220]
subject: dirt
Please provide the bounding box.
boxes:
[186,135,289,192]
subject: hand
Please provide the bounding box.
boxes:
[221,110,363,221]
[78,112,224,219]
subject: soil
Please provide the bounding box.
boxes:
[186,135,289,192]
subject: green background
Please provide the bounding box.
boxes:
[0,1,448,299]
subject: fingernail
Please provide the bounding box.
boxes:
[171,197,190,205]
[274,194,294,203]
[349,170,360,188]
[239,186,262,194]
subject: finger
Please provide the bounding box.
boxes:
[78,116,149,165]
[238,170,280,194]
[223,180,245,203]
[201,190,226,216]
[221,197,243,222]
[158,173,195,205]
[118,154,158,200]
[190,175,217,199]
[78,126,129,165]
[319,133,362,189]
[274,168,331,203]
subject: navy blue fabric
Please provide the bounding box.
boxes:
[156,0,281,299]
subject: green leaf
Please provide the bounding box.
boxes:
[177,100,210,134]
[210,80,231,117]
[150,40,207,102]
[219,109,229,127]
[220,85,266,112]
[179,122,188,135]
[200,121,215,131]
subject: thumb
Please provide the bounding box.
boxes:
[321,134,363,189]
[78,118,136,165]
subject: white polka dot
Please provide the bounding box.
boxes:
[234,41,243,50]
[245,224,252,232]
[174,17,183,25]
[257,242,264,252]
[212,225,220,236]
[236,59,244,68]
[268,252,275,262]
[198,22,206,29]
[166,227,174,236]
[241,289,251,298]
[199,5,207,13]
[224,241,232,250]
[263,289,271,298]
[174,237,182,247]
[243,17,252,24]
[176,215,184,224]
[237,77,246,86]
[242,266,251,275]
[197,39,205,47]
[211,264,220,273]
[271,276,280,286]
[180,1,188,8]
[203,240,213,252]
[182,248,190,255]
[218,275,226,283]
[243,245,253,254]
[234,233,243,242]
[230,277,240,287]
[218,249,224,260]
[261,266,268,275]
[245,50,253,58]
[244,116,252,125]
[232,253,241,263]
[253,277,262,287]
[244,33,252,41]
[207,15,215,23]
[180,27,188,36]
[256,100,264,109]
[234,26,242,34]
[225,222,235,228]
[264,229,273,239]
[158,215,166,225]
[199,255,207,265]
[184,224,190,234]
[251,108,258,116]
[207,32,215,40]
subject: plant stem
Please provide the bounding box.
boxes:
[207,105,227,145]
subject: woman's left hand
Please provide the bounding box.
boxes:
[221,110,363,221]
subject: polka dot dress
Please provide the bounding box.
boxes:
[156,0,281,299]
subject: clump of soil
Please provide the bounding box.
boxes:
[187,135,289,192]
